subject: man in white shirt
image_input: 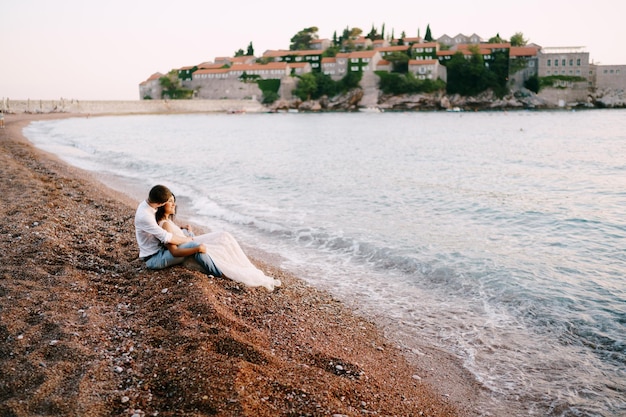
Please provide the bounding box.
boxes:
[134,185,222,276]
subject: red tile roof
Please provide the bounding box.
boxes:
[375,45,410,52]
[411,42,438,49]
[409,59,439,65]
[510,46,539,57]
[197,63,224,70]
[194,68,230,75]
[348,50,379,59]
[146,72,163,81]
[226,62,290,71]
[263,49,322,57]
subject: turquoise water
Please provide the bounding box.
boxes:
[25,110,626,416]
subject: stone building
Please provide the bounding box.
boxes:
[591,64,626,90]
[138,72,164,100]
[436,33,483,47]
[408,59,447,82]
[508,45,540,90]
[140,31,625,102]
[536,47,590,84]
[262,50,324,72]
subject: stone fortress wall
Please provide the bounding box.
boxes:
[1,98,266,114]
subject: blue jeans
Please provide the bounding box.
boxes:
[145,243,223,277]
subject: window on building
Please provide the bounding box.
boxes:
[562,59,566,66]
[548,59,551,66]
[569,59,573,66]
[577,59,581,66]
[554,59,558,66]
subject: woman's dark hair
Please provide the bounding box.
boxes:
[155,194,176,224]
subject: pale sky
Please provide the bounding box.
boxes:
[1,0,623,100]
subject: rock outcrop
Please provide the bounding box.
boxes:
[269,85,626,112]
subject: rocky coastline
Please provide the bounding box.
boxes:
[271,86,626,112]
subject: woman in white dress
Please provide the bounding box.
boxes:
[156,195,281,291]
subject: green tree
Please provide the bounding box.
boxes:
[376,71,445,94]
[347,27,363,39]
[294,73,318,100]
[340,27,363,51]
[366,24,383,40]
[322,46,340,57]
[445,47,509,97]
[424,24,433,42]
[510,32,528,46]
[234,48,245,57]
[445,51,484,96]
[290,27,319,50]
[159,70,193,99]
[487,49,510,97]
[246,42,254,56]
[337,71,362,91]
[258,79,281,104]
[313,72,338,97]
[384,51,410,73]
[488,33,506,43]
[524,75,540,93]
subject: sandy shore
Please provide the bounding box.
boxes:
[0,112,483,417]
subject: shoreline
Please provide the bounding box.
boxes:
[1,112,484,416]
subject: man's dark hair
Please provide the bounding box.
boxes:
[148,185,172,205]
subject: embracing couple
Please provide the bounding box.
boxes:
[134,184,281,291]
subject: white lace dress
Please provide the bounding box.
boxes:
[161,220,281,291]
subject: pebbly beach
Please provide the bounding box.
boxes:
[0,111,483,417]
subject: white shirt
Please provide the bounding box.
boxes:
[134,199,173,258]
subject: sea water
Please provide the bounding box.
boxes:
[24,110,626,416]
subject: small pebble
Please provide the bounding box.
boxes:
[161,288,168,294]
